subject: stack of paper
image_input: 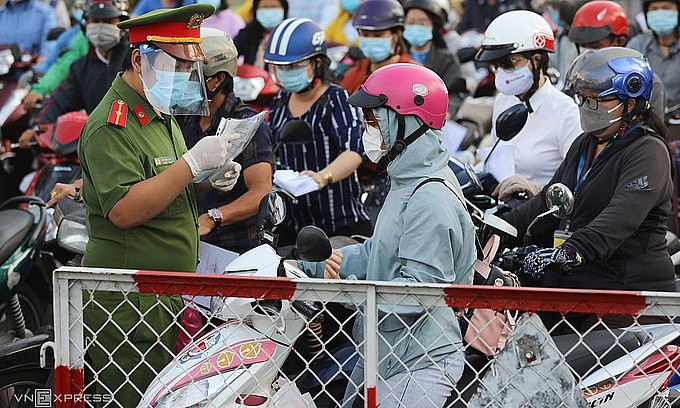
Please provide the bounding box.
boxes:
[193,111,267,183]
[273,170,319,197]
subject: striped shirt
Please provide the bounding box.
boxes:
[268,84,370,234]
[177,92,274,254]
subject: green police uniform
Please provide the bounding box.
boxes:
[79,73,199,271]
[77,4,215,407]
[79,73,196,407]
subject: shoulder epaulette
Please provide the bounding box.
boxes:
[107,100,128,127]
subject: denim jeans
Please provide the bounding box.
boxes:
[341,350,466,408]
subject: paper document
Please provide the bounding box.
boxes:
[189,241,240,309]
[476,143,515,183]
[441,120,468,155]
[273,169,319,197]
[193,111,267,182]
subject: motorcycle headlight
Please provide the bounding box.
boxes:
[233,76,265,102]
[56,218,88,255]
[154,379,209,408]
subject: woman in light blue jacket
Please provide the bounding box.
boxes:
[300,63,476,408]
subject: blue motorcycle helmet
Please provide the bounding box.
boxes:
[564,47,653,102]
[263,18,327,65]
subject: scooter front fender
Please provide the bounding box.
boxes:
[140,318,299,408]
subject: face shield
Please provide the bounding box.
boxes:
[139,43,209,116]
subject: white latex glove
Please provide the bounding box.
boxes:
[209,161,242,192]
[492,174,541,202]
[182,132,239,179]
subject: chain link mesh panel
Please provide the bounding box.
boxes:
[53,267,680,408]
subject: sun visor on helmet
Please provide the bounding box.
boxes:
[348,86,388,108]
[476,43,517,62]
[568,26,612,45]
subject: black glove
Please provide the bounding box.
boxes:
[522,243,582,279]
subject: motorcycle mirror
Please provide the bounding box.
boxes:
[256,191,287,230]
[279,119,312,146]
[545,183,574,219]
[457,46,479,64]
[296,226,332,262]
[495,103,528,141]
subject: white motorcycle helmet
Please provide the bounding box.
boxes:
[476,10,555,62]
[476,10,555,111]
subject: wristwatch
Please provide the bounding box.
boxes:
[207,208,223,226]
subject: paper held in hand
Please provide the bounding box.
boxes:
[273,170,319,197]
[193,111,267,182]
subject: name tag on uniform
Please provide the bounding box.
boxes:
[153,156,175,166]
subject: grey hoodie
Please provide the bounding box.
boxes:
[302,107,476,379]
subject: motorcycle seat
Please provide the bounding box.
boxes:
[555,329,641,378]
[0,209,34,265]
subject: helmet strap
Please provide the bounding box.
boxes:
[376,114,430,173]
[518,54,542,113]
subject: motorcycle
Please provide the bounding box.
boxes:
[0,196,55,403]
[233,64,280,113]
[0,193,89,406]
[15,110,86,203]
[138,192,344,408]
[451,183,680,408]
[0,45,35,202]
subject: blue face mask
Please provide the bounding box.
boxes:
[72,8,83,22]
[647,9,678,36]
[340,0,360,13]
[276,66,313,93]
[403,24,433,47]
[256,7,284,29]
[142,70,191,114]
[550,9,563,28]
[359,36,393,62]
[180,81,205,108]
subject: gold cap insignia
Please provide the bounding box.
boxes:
[187,13,204,29]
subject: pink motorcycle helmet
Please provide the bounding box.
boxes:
[348,63,448,129]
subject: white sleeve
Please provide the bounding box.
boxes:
[556,99,583,159]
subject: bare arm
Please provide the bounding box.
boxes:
[302,150,362,189]
[108,158,194,229]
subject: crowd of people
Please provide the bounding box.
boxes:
[1,0,680,406]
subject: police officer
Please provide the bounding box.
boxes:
[77,4,240,406]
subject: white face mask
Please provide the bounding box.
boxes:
[362,125,387,163]
[494,65,534,96]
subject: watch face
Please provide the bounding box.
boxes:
[209,208,222,223]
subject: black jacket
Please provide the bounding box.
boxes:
[37,36,129,124]
[423,45,464,116]
[503,124,675,291]
[233,21,266,66]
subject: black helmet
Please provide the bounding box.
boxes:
[84,0,129,20]
[353,0,405,31]
[403,0,448,28]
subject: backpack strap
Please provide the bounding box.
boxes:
[412,178,492,269]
